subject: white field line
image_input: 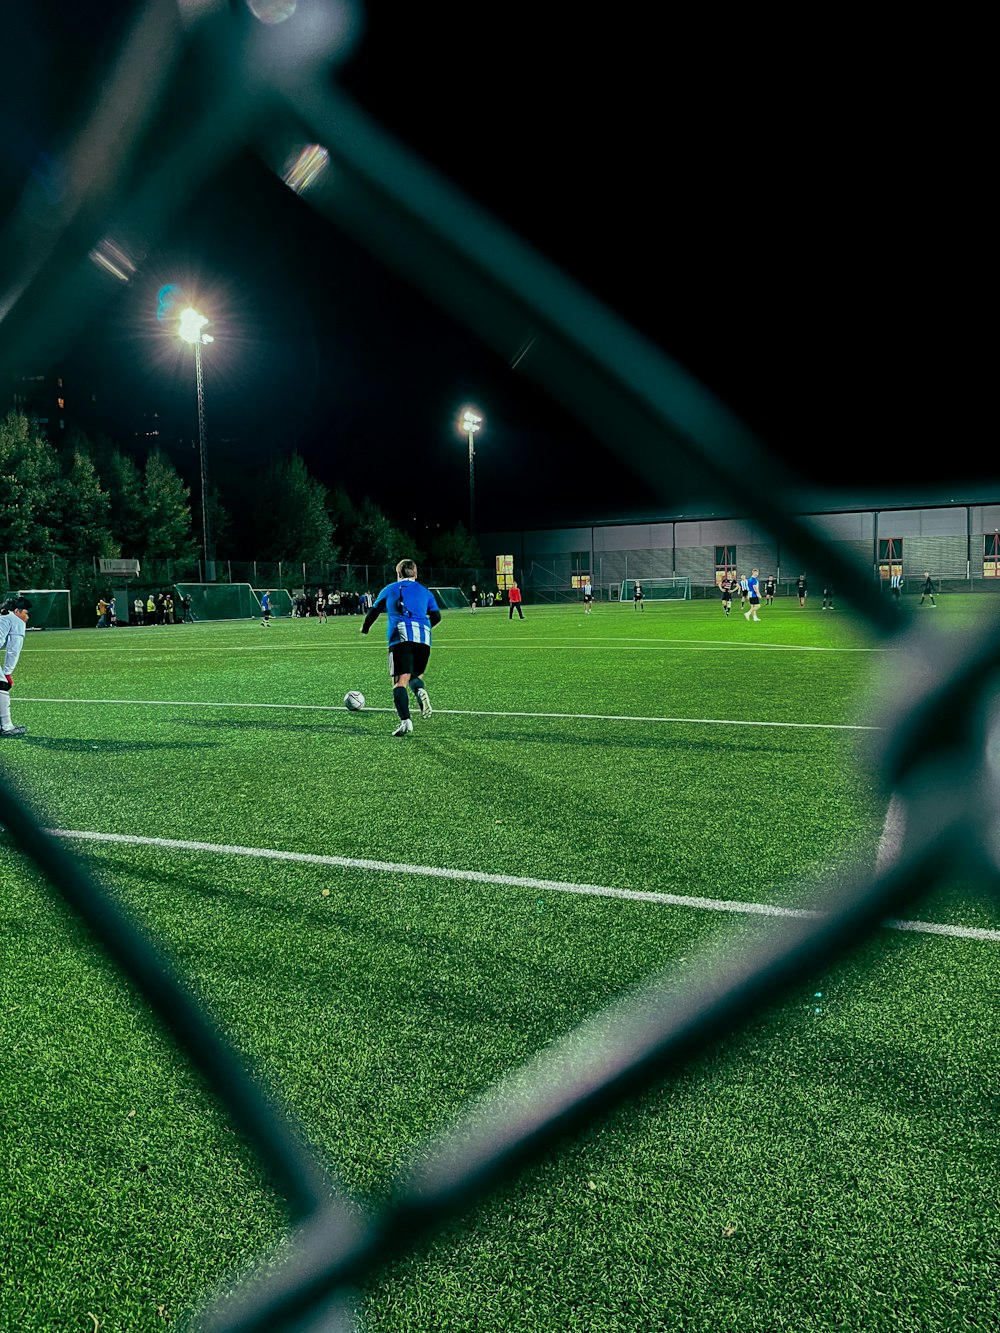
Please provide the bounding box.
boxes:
[16,696,878,731]
[23,638,888,655]
[45,829,1000,943]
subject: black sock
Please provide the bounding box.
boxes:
[393,685,410,720]
[410,677,424,696]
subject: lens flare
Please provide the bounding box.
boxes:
[282,144,330,195]
[246,0,297,23]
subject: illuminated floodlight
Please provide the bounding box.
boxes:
[456,407,484,536]
[178,306,210,344]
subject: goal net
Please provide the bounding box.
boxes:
[173,583,260,622]
[15,588,73,629]
[620,576,691,602]
[428,586,470,609]
[252,588,293,616]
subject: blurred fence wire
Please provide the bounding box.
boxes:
[1,2,998,1330]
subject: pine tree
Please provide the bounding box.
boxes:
[0,411,61,583]
[143,449,198,565]
[103,449,147,558]
[56,448,116,561]
[253,452,333,563]
[427,522,483,569]
[353,497,416,565]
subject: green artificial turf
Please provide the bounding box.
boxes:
[0,598,996,1331]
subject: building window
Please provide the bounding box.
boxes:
[984,533,1000,578]
[715,545,736,587]
[878,537,903,580]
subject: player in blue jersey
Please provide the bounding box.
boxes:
[261,590,271,627]
[743,568,762,622]
[361,558,442,736]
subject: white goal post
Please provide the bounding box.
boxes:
[620,576,691,602]
[15,588,73,629]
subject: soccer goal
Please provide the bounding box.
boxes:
[620,576,691,602]
[173,583,260,622]
[428,586,470,609]
[15,588,73,629]
[252,588,293,616]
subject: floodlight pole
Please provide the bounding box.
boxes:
[467,428,476,537]
[194,338,210,570]
[461,409,483,537]
[178,306,213,573]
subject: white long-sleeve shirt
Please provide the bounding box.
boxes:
[0,612,26,676]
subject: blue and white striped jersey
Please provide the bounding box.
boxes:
[367,578,440,645]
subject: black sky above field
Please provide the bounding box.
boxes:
[0,3,985,541]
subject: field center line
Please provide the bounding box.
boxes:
[44,829,1000,942]
[16,697,878,731]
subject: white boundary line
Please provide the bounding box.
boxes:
[45,829,1000,943]
[22,638,888,655]
[16,697,878,731]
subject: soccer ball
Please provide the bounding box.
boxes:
[344,690,365,711]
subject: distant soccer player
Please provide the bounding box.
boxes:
[744,568,762,622]
[919,572,937,606]
[822,586,834,610]
[583,578,594,614]
[633,581,644,611]
[720,575,733,617]
[739,573,749,609]
[764,575,776,606]
[508,581,525,620]
[0,595,32,738]
[796,573,807,608]
[261,590,271,627]
[362,558,441,736]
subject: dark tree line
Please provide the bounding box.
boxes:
[1,411,481,585]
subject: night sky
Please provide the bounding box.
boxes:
[0,3,984,543]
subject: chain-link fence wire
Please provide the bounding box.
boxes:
[1,2,998,1329]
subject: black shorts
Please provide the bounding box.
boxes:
[749,594,760,605]
[584,592,593,602]
[388,640,431,679]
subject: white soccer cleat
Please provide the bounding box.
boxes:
[744,610,751,620]
[415,687,432,719]
[392,718,414,737]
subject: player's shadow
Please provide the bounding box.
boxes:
[180,717,347,734]
[426,727,808,755]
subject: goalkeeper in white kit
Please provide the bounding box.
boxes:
[0,596,32,738]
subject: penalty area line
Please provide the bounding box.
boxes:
[44,829,1000,943]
